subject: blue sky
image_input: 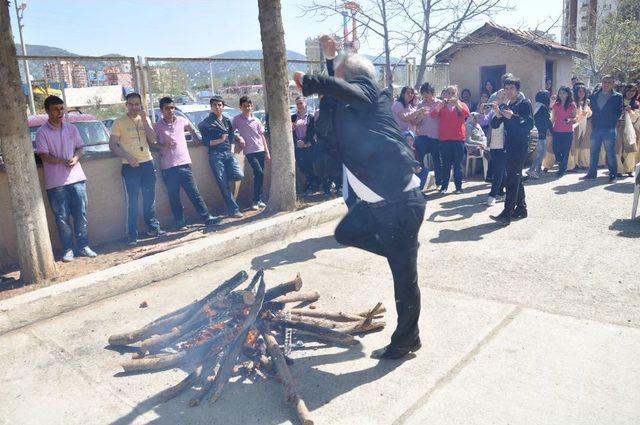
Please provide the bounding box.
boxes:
[9,0,563,57]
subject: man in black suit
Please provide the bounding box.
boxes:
[293,36,426,360]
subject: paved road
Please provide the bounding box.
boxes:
[1,171,639,425]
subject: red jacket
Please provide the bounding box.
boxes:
[431,102,470,141]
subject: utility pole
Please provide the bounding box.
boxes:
[14,1,36,115]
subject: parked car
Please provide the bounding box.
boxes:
[177,104,241,129]
[28,114,111,156]
[102,117,116,132]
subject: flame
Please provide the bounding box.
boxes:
[243,307,250,316]
[245,329,259,347]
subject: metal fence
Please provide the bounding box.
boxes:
[15,53,449,129]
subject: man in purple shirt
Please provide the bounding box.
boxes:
[232,96,271,210]
[153,97,221,229]
[35,96,97,262]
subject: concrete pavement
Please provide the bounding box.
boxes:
[0,171,639,424]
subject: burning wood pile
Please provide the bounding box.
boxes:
[108,270,386,425]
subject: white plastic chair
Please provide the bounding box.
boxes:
[632,163,640,220]
[465,150,488,180]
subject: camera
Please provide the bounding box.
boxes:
[498,103,510,111]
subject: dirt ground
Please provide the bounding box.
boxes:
[0,192,337,300]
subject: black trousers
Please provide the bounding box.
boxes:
[439,141,464,191]
[295,146,319,190]
[552,131,573,175]
[415,136,443,186]
[334,188,426,348]
[503,142,528,215]
[488,149,507,197]
[161,164,210,223]
[245,151,265,203]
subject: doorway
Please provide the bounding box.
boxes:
[480,65,507,97]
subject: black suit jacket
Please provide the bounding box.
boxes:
[301,73,418,201]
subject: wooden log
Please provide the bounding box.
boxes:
[108,271,248,345]
[280,314,343,330]
[357,304,386,317]
[289,309,364,322]
[264,328,314,425]
[190,272,267,406]
[121,351,186,373]
[338,320,386,334]
[269,318,357,346]
[362,302,383,327]
[271,291,319,305]
[264,273,303,301]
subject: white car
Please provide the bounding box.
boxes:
[177,104,241,129]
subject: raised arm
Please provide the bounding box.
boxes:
[298,73,376,111]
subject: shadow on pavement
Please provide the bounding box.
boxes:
[552,178,603,195]
[251,235,345,270]
[109,344,410,425]
[609,218,640,238]
[430,221,503,243]
[427,194,489,223]
[603,182,635,194]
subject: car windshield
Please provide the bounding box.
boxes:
[29,121,110,152]
[184,110,211,127]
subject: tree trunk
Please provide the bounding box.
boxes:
[258,0,296,213]
[379,0,394,92]
[0,2,58,283]
[415,0,432,87]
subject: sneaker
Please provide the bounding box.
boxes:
[229,211,244,219]
[257,201,267,208]
[62,249,74,262]
[126,238,138,247]
[582,173,597,180]
[454,188,464,194]
[529,171,540,179]
[609,175,618,183]
[496,195,505,203]
[438,187,448,194]
[77,246,97,258]
[147,228,167,237]
[487,196,496,206]
[250,203,260,211]
[175,220,187,231]
[204,215,222,226]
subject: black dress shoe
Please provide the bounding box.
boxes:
[511,208,528,220]
[371,341,422,360]
[490,213,511,226]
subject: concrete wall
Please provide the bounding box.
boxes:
[446,39,576,102]
[0,146,269,268]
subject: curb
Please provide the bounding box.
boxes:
[0,199,347,335]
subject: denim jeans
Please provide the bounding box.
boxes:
[208,150,243,214]
[415,136,442,187]
[552,131,573,175]
[121,160,160,240]
[588,127,617,177]
[161,164,210,223]
[489,149,507,197]
[295,146,319,190]
[439,141,464,191]
[245,151,265,203]
[334,188,426,348]
[530,136,547,173]
[46,181,89,252]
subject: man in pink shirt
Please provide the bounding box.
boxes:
[153,97,220,229]
[232,96,271,210]
[35,96,97,262]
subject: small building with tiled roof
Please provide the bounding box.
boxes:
[435,22,588,102]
